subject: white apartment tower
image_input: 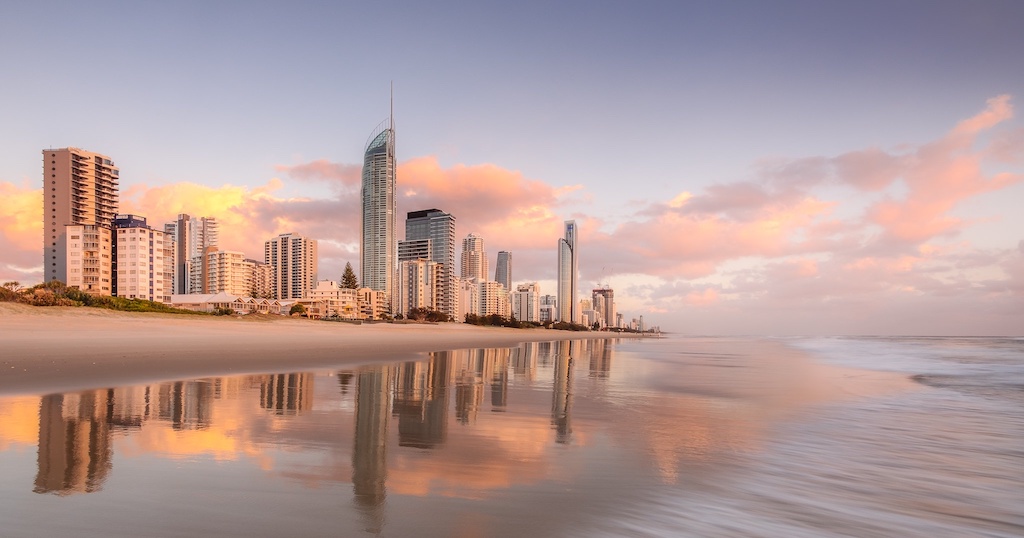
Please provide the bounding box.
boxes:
[512,282,540,323]
[556,220,578,323]
[265,233,318,300]
[113,214,173,303]
[43,147,119,294]
[396,258,440,317]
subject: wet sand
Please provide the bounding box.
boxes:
[0,303,614,395]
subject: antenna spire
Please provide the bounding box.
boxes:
[390,81,394,130]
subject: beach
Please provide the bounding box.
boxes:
[3,305,1020,536]
[0,303,615,396]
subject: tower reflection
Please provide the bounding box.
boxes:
[156,380,215,430]
[552,341,574,444]
[588,339,613,378]
[352,366,393,533]
[260,373,315,415]
[393,352,450,449]
[34,391,112,495]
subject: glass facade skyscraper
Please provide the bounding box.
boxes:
[495,251,511,291]
[360,116,396,310]
[404,209,456,319]
[557,220,578,323]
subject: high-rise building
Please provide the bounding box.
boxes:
[557,220,578,323]
[512,282,540,323]
[592,287,616,328]
[192,246,254,296]
[495,251,511,291]
[113,214,173,302]
[164,214,218,294]
[478,279,509,318]
[43,147,119,294]
[265,232,318,300]
[460,233,487,281]
[63,225,113,296]
[361,107,397,312]
[248,259,273,298]
[396,258,440,317]
[403,209,456,319]
[455,277,478,321]
[539,294,557,324]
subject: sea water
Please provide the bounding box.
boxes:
[0,336,1021,537]
[587,336,1024,537]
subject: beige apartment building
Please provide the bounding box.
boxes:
[460,233,487,281]
[250,259,273,298]
[44,148,119,294]
[64,225,113,295]
[306,280,359,319]
[512,282,540,323]
[191,246,254,296]
[265,233,317,300]
[357,287,389,320]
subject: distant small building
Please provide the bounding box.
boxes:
[512,282,540,323]
[170,292,282,315]
[357,287,389,320]
[306,280,359,319]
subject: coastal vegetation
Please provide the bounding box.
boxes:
[0,280,207,315]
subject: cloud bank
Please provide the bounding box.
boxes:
[1,96,1021,334]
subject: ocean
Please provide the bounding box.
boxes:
[0,336,1021,537]
[587,336,1024,538]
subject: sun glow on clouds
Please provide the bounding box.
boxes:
[0,96,1021,333]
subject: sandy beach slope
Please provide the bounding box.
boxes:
[0,303,614,395]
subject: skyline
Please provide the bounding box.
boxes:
[2,1,1023,334]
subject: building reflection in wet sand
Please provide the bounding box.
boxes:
[260,373,314,415]
[34,392,111,495]
[352,366,392,534]
[393,353,450,449]
[552,341,574,444]
[23,341,607,499]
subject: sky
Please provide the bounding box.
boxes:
[1,0,1022,335]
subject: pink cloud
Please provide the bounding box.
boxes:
[863,97,1022,247]
[951,94,1013,137]
[274,160,361,188]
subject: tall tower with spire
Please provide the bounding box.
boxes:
[360,87,397,311]
[557,220,578,323]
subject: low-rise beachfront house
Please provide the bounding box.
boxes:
[170,293,282,315]
[306,280,360,319]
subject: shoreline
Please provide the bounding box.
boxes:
[0,303,616,395]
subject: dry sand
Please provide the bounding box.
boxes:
[0,303,615,395]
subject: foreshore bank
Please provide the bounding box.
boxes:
[0,303,615,395]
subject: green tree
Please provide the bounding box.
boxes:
[341,262,359,289]
[289,303,307,316]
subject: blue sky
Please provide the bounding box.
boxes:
[2,1,1022,334]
